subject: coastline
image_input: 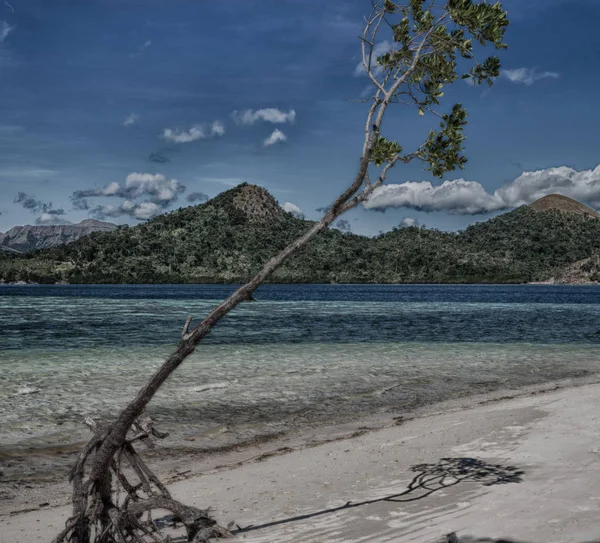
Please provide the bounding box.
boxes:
[2,280,600,285]
[2,369,599,509]
[3,374,600,542]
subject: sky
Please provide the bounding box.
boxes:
[1,0,600,236]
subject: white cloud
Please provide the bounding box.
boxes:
[365,179,503,215]
[161,121,224,143]
[123,113,139,127]
[72,173,186,221]
[123,173,185,204]
[494,165,600,207]
[400,217,419,227]
[35,213,71,225]
[0,20,14,42]
[282,201,303,218]
[128,201,161,220]
[233,108,296,125]
[162,125,205,143]
[211,120,225,137]
[364,164,600,215]
[354,40,391,76]
[502,68,559,86]
[264,129,287,147]
[4,2,15,14]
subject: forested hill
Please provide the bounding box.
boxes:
[2,185,600,284]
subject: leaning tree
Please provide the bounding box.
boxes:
[53,1,508,541]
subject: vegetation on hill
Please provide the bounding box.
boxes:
[2,184,600,284]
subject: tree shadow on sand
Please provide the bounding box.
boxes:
[454,537,600,543]
[232,457,524,535]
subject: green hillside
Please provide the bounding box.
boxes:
[2,184,600,284]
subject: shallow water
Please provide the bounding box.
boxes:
[1,284,600,456]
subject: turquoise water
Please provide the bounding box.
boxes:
[1,284,600,461]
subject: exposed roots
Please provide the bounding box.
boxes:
[53,414,232,543]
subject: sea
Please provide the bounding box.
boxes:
[2,284,600,478]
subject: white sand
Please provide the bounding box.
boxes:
[2,381,600,543]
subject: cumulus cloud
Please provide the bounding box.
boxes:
[73,173,185,206]
[162,125,205,143]
[161,121,224,143]
[35,212,71,225]
[0,20,14,42]
[502,68,559,86]
[354,40,391,76]
[71,173,186,221]
[494,165,600,208]
[264,129,287,147]
[400,217,419,227]
[364,164,600,215]
[282,201,303,218]
[123,113,139,127]
[186,192,209,203]
[365,180,502,215]
[232,108,296,125]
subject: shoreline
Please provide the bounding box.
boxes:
[3,375,600,542]
[2,373,600,521]
[3,371,599,498]
[3,280,600,286]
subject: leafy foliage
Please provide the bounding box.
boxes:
[365,0,509,177]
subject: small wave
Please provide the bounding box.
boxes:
[17,385,40,395]
[189,381,232,393]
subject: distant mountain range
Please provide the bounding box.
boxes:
[0,219,117,253]
[1,186,600,284]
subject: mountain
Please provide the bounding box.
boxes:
[2,186,600,284]
[530,194,600,219]
[0,219,117,253]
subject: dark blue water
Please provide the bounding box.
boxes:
[1,284,600,350]
[3,283,600,303]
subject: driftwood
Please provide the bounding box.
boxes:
[52,2,508,541]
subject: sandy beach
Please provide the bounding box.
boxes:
[2,377,600,543]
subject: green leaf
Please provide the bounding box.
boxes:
[371,136,403,166]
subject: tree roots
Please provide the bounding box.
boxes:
[52,414,232,543]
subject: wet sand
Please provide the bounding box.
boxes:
[2,377,600,542]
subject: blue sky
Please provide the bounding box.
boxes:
[1,0,599,235]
